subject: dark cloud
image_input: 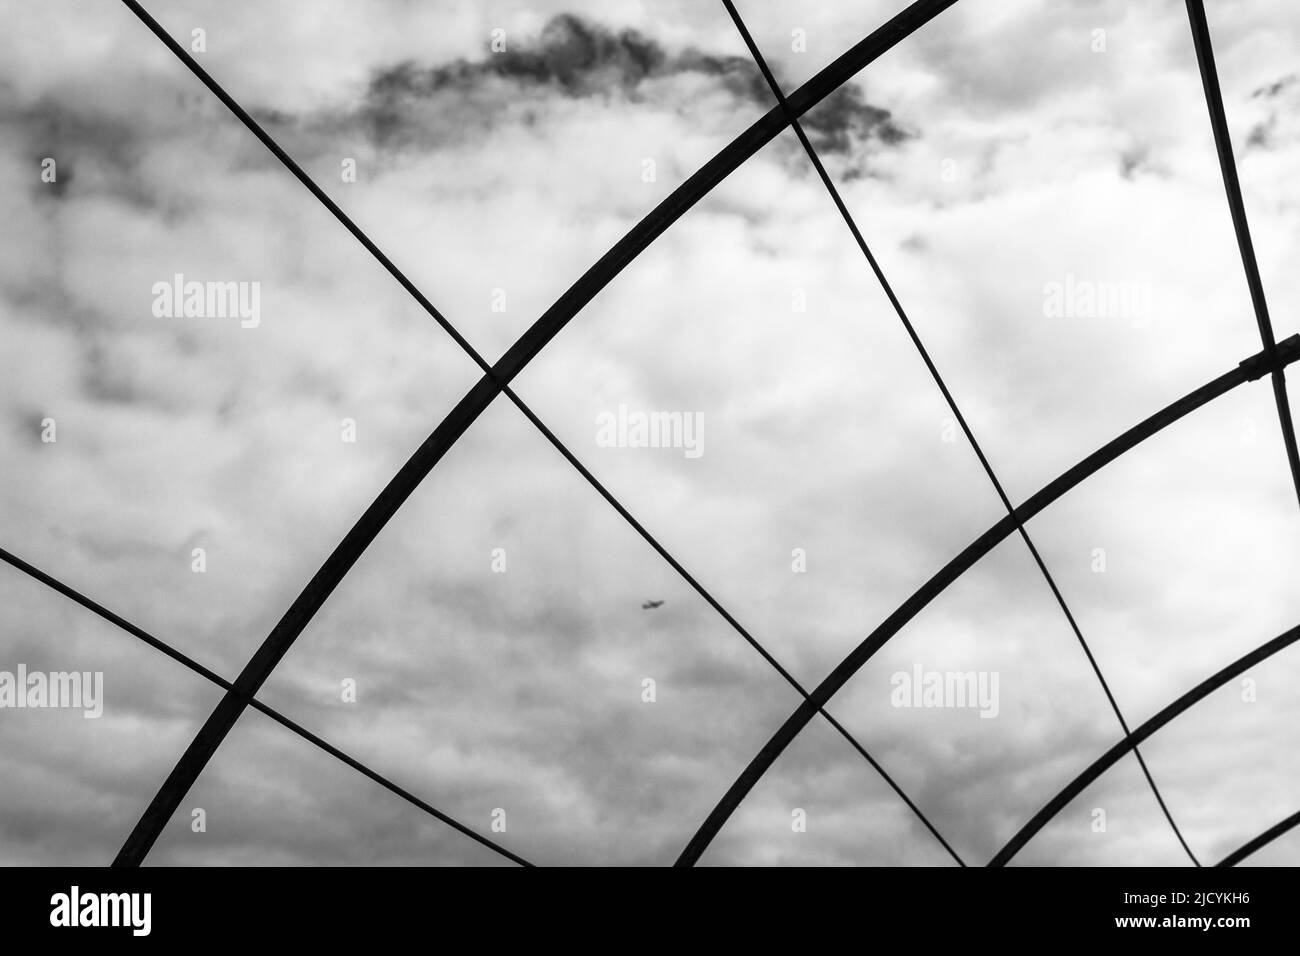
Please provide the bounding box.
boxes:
[900,233,928,254]
[1245,76,1299,150]
[344,13,910,156]
[8,99,157,210]
[1247,119,1273,149]
[363,14,760,109]
[801,85,912,156]
[1240,75,1298,150]
[1251,74,1297,99]
[1118,144,1169,181]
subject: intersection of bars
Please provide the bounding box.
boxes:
[3,0,1297,867]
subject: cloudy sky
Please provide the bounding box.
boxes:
[1,0,1299,866]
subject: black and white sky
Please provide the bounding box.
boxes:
[1,0,1299,866]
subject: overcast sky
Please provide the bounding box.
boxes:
[1,0,1299,866]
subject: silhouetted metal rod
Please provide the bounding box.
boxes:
[1216,809,1300,867]
[989,622,1300,866]
[520,401,964,865]
[1186,0,1300,510]
[676,335,1300,866]
[532,411,966,865]
[112,0,962,867]
[0,546,533,867]
[720,0,1197,867]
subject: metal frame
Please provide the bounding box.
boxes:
[719,0,1197,865]
[676,337,1300,865]
[108,0,962,868]
[990,622,1300,866]
[3,0,1293,867]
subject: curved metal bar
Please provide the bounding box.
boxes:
[990,622,1300,866]
[675,336,1300,866]
[1186,0,1300,510]
[111,0,963,866]
[0,545,533,866]
[1217,809,1300,867]
[720,0,1198,865]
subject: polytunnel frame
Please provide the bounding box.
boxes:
[2,0,1294,868]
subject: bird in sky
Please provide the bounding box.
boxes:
[641,600,664,610]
